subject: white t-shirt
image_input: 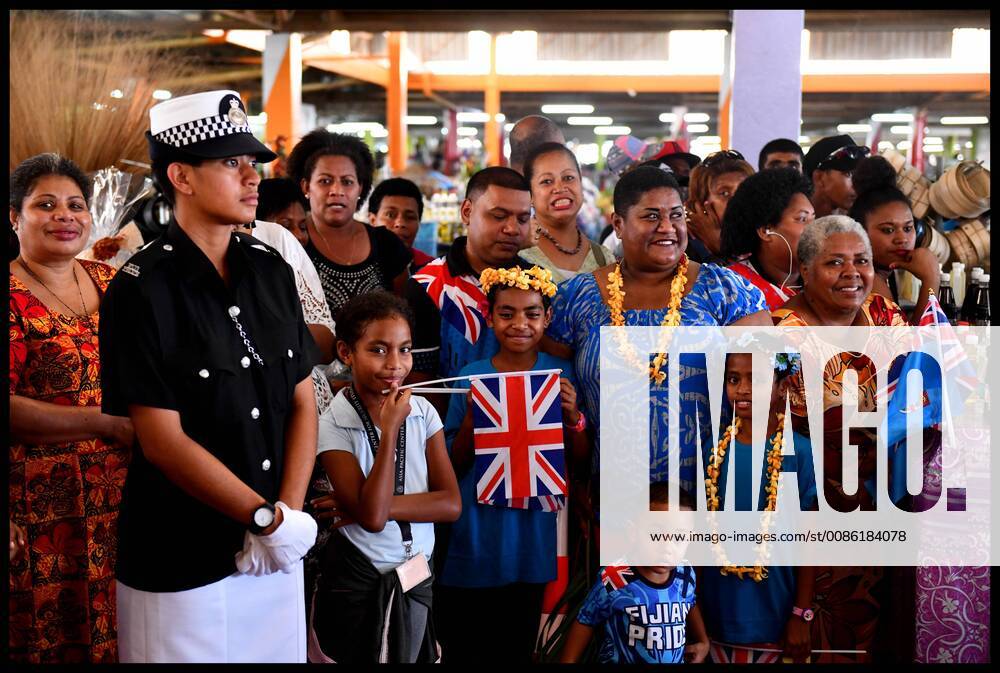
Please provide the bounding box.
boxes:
[250,220,345,412]
[318,389,444,572]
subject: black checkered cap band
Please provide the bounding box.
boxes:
[154,114,252,149]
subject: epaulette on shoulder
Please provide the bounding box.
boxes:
[235,231,281,257]
[119,236,173,278]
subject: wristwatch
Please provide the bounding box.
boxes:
[248,502,276,535]
[791,605,815,622]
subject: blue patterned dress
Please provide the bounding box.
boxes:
[547,263,768,488]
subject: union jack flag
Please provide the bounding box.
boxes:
[600,565,635,593]
[412,257,486,345]
[471,371,567,511]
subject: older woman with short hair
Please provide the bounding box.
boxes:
[771,214,905,662]
[773,215,906,328]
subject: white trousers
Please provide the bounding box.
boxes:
[117,562,306,663]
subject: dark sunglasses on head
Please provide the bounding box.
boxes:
[816,144,870,170]
[701,149,746,169]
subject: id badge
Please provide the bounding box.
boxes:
[395,554,431,593]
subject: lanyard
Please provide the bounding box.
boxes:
[345,386,412,557]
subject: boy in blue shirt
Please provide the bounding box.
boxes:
[436,266,588,664]
[560,485,709,663]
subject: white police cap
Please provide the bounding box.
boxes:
[147,90,276,162]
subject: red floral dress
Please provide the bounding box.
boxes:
[9,261,128,663]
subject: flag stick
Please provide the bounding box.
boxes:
[383,369,562,394]
[404,387,470,394]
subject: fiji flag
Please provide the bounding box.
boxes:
[884,293,978,504]
[471,371,567,511]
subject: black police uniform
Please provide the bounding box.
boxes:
[99,220,319,593]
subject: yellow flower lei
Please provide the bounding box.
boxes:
[606,254,689,383]
[705,413,786,582]
[480,265,558,298]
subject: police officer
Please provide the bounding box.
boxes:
[99,90,319,663]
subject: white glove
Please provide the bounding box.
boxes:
[256,501,319,573]
[235,530,282,577]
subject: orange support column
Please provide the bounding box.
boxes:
[387,32,408,175]
[485,34,501,167]
[263,33,302,153]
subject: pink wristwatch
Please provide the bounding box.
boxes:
[566,411,587,433]
[791,605,815,622]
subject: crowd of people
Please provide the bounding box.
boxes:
[8,88,989,665]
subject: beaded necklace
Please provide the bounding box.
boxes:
[605,253,689,383]
[705,412,786,582]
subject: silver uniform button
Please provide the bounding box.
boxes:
[287,349,294,358]
[251,407,260,419]
[163,244,174,251]
[228,305,240,317]
[241,356,251,368]
[262,459,271,471]
[198,369,210,378]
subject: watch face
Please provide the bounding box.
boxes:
[803,609,815,621]
[254,506,275,528]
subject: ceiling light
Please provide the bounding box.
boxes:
[541,104,594,114]
[593,126,631,135]
[457,127,478,136]
[567,116,613,126]
[940,116,988,125]
[152,89,172,100]
[504,123,515,133]
[405,115,438,125]
[890,126,913,135]
[923,145,944,153]
[798,136,810,144]
[684,112,710,123]
[203,29,226,38]
[441,128,449,136]
[658,113,678,123]
[877,141,895,151]
[965,141,974,149]
[871,113,914,123]
[694,135,722,143]
[110,89,124,99]
[494,113,506,122]
[456,111,490,123]
[896,141,911,151]
[923,136,944,144]
[326,122,386,134]
[686,124,710,133]
[837,124,871,133]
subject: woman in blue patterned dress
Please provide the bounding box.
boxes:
[544,166,771,498]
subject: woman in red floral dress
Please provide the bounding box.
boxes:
[9,154,134,663]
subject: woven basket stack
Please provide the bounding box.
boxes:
[929,160,991,220]
[881,148,933,219]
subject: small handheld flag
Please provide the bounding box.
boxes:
[471,370,567,511]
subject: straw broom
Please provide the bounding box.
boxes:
[9,11,193,174]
